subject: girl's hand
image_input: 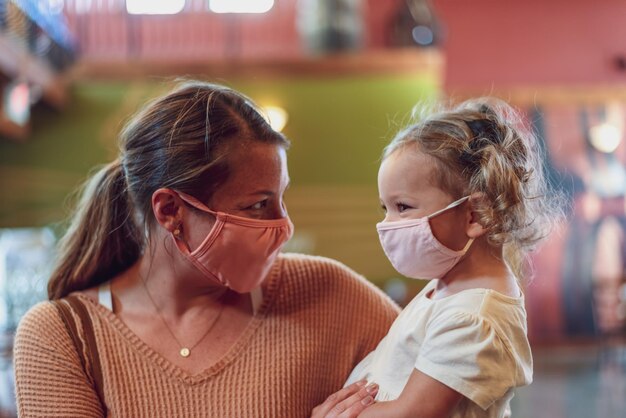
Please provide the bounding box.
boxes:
[311,380,378,418]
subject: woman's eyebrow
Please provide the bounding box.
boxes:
[248,180,290,196]
[248,190,274,196]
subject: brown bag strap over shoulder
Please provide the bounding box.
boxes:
[53,296,106,412]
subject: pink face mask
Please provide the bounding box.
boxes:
[376,196,474,280]
[172,191,294,293]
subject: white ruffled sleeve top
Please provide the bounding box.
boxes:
[345,279,533,418]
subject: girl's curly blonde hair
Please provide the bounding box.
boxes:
[384,97,563,278]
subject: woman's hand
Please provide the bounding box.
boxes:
[311,380,379,418]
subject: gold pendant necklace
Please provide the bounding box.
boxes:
[141,277,226,358]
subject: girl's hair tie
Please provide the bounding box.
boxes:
[465,118,502,146]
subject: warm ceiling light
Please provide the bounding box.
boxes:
[262,106,288,132]
[126,0,185,15]
[590,122,622,153]
[209,0,274,14]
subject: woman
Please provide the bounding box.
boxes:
[13,81,398,417]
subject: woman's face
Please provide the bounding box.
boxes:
[184,141,290,249]
[209,141,290,219]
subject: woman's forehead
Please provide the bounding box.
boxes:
[221,142,288,192]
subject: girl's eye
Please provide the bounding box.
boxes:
[397,203,412,212]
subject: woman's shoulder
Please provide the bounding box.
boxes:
[17,300,61,327]
[15,292,102,345]
[72,287,100,302]
[277,252,400,314]
[279,252,362,276]
[279,252,380,290]
[14,300,69,350]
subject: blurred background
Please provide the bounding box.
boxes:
[0,0,625,417]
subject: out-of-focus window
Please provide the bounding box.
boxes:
[208,0,274,14]
[126,0,186,15]
[0,228,55,417]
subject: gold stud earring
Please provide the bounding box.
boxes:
[173,226,181,238]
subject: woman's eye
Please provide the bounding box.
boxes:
[248,200,267,210]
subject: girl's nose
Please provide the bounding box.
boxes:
[383,213,398,223]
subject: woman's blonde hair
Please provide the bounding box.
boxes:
[384,97,562,278]
[48,81,289,300]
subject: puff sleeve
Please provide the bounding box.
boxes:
[415,311,520,410]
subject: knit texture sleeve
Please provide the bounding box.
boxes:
[13,301,105,417]
[276,254,399,373]
[350,273,400,363]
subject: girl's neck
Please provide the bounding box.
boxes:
[434,240,519,298]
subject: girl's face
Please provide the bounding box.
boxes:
[378,146,470,251]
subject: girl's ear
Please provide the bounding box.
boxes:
[465,193,488,239]
[152,188,185,233]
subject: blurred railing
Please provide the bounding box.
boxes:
[63,0,298,60]
[62,0,407,62]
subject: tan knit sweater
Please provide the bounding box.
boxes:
[14,253,399,417]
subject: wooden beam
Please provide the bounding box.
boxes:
[69,48,443,80]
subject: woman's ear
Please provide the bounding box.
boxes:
[152,188,185,233]
[465,193,488,239]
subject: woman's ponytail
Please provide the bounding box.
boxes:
[47,159,143,300]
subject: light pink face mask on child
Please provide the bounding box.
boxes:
[172,191,294,293]
[376,196,474,280]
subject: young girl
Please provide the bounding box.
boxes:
[344,98,559,417]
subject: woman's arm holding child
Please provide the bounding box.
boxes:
[358,369,463,418]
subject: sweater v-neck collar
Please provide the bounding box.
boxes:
[76,257,284,386]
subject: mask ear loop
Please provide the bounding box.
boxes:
[169,193,209,257]
[175,191,216,214]
[427,195,471,219]
[460,237,474,254]
[454,196,474,254]
[171,223,195,256]
[170,191,217,254]
[428,196,475,254]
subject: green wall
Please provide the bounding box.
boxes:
[0,75,438,228]
[0,74,437,283]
